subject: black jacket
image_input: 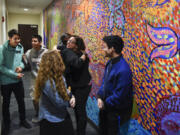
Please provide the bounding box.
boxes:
[61,48,91,88]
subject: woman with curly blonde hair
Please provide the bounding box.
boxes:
[34,50,75,135]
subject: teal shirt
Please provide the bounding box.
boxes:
[0,40,24,85]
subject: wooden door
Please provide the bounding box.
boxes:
[18,24,38,53]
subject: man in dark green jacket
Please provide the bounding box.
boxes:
[0,29,31,135]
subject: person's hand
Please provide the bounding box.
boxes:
[80,54,86,61]
[17,73,24,79]
[97,98,104,109]
[22,54,28,64]
[15,67,22,73]
[37,62,40,67]
[69,95,76,108]
[22,54,26,59]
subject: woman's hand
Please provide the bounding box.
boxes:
[97,98,104,110]
[80,50,87,61]
[80,54,86,61]
[69,95,76,108]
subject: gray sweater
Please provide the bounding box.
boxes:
[25,46,47,78]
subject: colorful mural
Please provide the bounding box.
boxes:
[43,0,180,134]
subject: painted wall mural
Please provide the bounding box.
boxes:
[43,0,180,134]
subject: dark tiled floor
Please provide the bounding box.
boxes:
[2,71,98,135]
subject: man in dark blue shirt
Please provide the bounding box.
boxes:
[97,35,133,135]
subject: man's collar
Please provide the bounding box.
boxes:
[111,54,122,64]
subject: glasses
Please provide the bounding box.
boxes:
[68,40,76,44]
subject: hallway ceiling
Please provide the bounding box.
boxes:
[7,0,52,14]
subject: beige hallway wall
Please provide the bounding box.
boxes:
[8,13,41,35]
[0,0,7,45]
[0,0,7,133]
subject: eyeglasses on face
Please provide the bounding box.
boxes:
[68,40,76,44]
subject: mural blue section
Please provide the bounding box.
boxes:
[86,96,99,125]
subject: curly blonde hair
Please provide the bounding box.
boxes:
[34,50,70,102]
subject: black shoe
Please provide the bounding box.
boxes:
[20,120,32,129]
[1,126,10,135]
[1,130,9,135]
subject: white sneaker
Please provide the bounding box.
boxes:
[32,117,39,123]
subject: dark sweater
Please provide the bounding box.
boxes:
[61,48,91,88]
[97,56,133,110]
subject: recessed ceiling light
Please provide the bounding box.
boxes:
[24,8,29,11]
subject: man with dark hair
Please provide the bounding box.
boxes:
[0,29,31,135]
[97,35,133,135]
[32,34,42,43]
[8,29,20,38]
[23,34,47,123]
[57,33,71,51]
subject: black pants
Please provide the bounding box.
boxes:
[72,85,91,135]
[1,81,26,127]
[99,109,119,135]
[99,108,132,135]
[40,114,74,135]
